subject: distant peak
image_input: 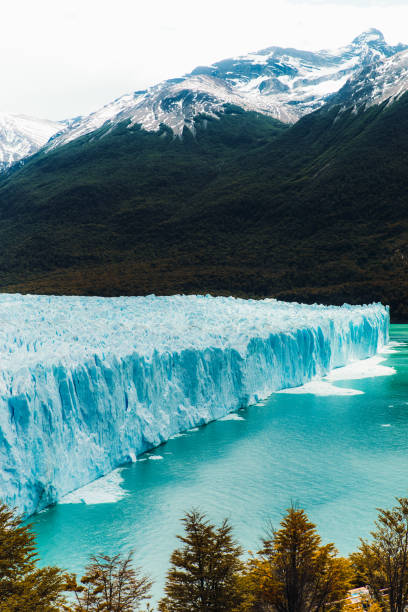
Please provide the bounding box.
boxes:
[352,28,385,45]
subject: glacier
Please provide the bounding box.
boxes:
[0,294,389,516]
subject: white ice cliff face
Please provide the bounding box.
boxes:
[0,294,388,516]
[0,114,63,169]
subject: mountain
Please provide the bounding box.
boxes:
[0,30,406,321]
[0,113,62,169]
[0,29,405,165]
[330,46,408,111]
[46,28,407,148]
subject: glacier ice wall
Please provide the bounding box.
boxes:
[0,294,389,516]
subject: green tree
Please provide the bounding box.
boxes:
[0,503,69,611]
[69,552,152,611]
[244,507,351,612]
[350,497,408,612]
[159,510,244,612]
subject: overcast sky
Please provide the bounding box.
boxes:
[2,0,408,121]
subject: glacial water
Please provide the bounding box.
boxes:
[31,324,407,601]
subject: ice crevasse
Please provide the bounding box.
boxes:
[0,294,389,515]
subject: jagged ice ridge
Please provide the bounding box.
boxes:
[0,294,389,515]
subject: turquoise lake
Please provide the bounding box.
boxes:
[31,324,408,600]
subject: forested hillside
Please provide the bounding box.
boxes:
[0,97,406,320]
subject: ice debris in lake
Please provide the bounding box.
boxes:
[59,469,127,505]
[219,413,245,421]
[0,294,389,515]
[326,354,395,381]
[279,380,364,396]
[280,352,395,396]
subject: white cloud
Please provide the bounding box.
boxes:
[1,0,408,120]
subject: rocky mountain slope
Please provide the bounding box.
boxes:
[1,29,406,166]
[331,46,408,111]
[46,28,407,147]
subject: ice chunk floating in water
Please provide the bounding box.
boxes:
[0,294,388,515]
[59,469,127,505]
[326,354,395,381]
[219,413,246,421]
[279,353,395,396]
[278,381,364,396]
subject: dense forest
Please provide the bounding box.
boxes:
[0,95,406,320]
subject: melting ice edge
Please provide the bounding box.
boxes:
[0,294,389,515]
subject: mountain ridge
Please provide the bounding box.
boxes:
[1,27,404,169]
[46,28,407,148]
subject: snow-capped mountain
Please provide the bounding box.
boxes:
[46,28,406,150]
[0,114,63,169]
[329,46,408,111]
[1,29,407,165]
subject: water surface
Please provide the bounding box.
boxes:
[32,324,408,599]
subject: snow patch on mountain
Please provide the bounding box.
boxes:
[330,48,408,111]
[0,114,62,169]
